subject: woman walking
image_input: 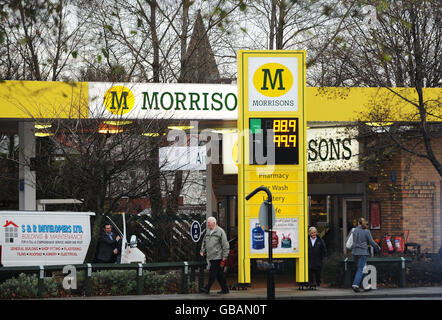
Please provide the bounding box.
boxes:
[351,218,380,292]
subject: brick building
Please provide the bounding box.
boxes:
[365,136,442,253]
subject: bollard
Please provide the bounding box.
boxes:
[85,263,92,296]
[198,265,205,291]
[400,257,406,288]
[343,258,351,288]
[190,265,195,284]
[137,263,144,295]
[181,261,189,294]
[37,265,44,297]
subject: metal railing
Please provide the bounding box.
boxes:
[0,261,207,297]
[343,256,412,288]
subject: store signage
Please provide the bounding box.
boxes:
[160,127,358,173]
[237,50,308,284]
[250,217,299,254]
[248,58,299,112]
[307,127,359,171]
[159,146,206,171]
[249,118,299,165]
[89,82,237,120]
[223,127,359,174]
[190,221,201,242]
[1,80,440,122]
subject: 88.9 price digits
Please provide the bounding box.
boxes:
[273,119,296,132]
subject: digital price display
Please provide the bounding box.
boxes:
[249,118,299,165]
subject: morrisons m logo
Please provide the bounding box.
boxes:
[110,91,129,110]
[253,63,293,98]
[103,86,135,115]
[260,68,285,91]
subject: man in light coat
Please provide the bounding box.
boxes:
[200,216,230,294]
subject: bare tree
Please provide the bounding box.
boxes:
[33,114,173,260]
[0,0,91,81]
[314,0,441,177]
[234,0,345,50]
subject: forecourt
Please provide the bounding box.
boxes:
[0,78,440,285]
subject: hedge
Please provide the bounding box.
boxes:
[0,269,188,299]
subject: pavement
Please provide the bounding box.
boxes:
[36,272,442,301]
[48,285,442,300]
[38,285,441,320]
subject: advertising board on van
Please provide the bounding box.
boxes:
[0,211,95,267]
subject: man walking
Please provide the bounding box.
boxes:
[200,217,230,294]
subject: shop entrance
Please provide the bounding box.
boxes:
[308,183,366,254]
[342,198,363,253]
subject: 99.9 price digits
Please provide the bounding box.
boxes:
[273,134,296,148]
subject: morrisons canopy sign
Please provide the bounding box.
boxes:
[0,80,439,122]
[89,82,238,120]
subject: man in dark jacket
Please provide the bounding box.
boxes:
[95,224,120,263]
[308,226,327,287]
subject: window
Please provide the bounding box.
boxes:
[309,195,330,226]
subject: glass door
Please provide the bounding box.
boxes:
[342,198,362,253]
[218,196,238,240]
[228,195,237,240]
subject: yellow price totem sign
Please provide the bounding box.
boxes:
[237,50,308,283]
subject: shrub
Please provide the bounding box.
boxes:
[321,253,346,287]
[0,273,61,299]
[144,271,168,294]
[144,270,182,294]
[0,269,183,299]
[89,269,183,296]
[43,276,62,297]
[91,270,137,296]
[0,273,38,299]
[373,262,400,287]
[407,255,442,286]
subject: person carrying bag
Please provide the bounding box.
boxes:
[346,227,355,250]
[350,218,380,292]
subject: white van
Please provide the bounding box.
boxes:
[104,214,146,264]
[0,211,94,267]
